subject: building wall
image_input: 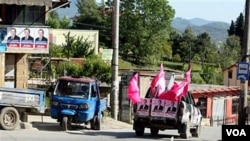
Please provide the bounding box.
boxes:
[139,76,151,98]
[0,53,5,86]
[15,54,28,88]
[223,65,240,87]
[49,29,99,54]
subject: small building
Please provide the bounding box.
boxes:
[191,85,241,126]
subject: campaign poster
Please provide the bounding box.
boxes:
[4,27,49,53]
[151,98,165,117]
[6,27,20,48]
[136,98,150,116]
[164,100,178,118]
[34,28,48,49]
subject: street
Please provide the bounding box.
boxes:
[0,115,222,141]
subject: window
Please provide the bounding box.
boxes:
[198,97,207,117]
[6,5,45,25]
[228,70,233,79]
[232,98,239,114]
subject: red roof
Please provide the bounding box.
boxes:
[192,87,241,95]
[59,76,95,83]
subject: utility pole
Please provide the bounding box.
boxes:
[111,0,120,120]
[239,0,250,125]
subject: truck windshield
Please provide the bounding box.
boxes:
[55,80,90,98]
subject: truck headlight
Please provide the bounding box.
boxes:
[79,103,88,109]
[51,101,59,106]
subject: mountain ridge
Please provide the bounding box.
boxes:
[56,1,230,42]
[171,17,230,42]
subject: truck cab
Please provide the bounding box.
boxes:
[50,76,107,131]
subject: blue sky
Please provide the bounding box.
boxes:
[59,0,246,23]
[169,0,246,23]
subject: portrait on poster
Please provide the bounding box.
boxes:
[151,98,165,117]
[164,100,177,118]
[7,27,20,48]
[136,98,150,116]
[21,28,34,48]
[35,28,48,49]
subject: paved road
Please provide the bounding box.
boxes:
[0,115,222,141]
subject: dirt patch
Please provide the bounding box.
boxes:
[101,117,132,130]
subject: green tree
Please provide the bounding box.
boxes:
[81,55,111,84]
[62,32,95,58]
[195,32,212,67]
[216,35,240,70]
[47,11,60,28]
[119,0,175,65]
[49,44,64,57]
[73,0,103,29]
[60,16,71,29]
[62,32,75,59]
[177,27,197,65]
[228,20,235,36]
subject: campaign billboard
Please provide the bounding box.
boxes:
[2,27,49,54]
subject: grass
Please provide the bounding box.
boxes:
[119,57,202,72]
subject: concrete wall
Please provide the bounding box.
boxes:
[49,29,99,54]
[15,54,28,88]
[223,66,240,87]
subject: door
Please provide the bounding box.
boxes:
[212,96,225,126]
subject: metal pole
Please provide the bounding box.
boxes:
[239,0,250,125]
[111,0,120,120]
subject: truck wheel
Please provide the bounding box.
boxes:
[0,107,20,130]
[192,122,201,137]
[90,116,101,130]
[179,122,191,139]
[135,128,145,136]
[62,116,71,131]
[134,120,145,136]
[150,128,159,136]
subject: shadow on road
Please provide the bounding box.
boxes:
[29,121,220,141]
[30,122,89,131]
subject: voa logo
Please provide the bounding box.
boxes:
[226,129,246,136]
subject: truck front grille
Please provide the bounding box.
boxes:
[60,104,78,109]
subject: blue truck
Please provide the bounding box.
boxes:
[49,76,108,131]
[0,87,46,130]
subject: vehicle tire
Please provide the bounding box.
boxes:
[90,116,101,130]
[179,121,191,139]
[62,116,71,131]
[192,122,201,137]
[135,128,145,136]
[134,120,145,136]
[150,128,159,136]
[0,107,20,130]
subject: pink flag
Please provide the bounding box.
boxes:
[179,65,192,98]
[127,73,141,104]
[158,65,192,101]
[150,64,166,97]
